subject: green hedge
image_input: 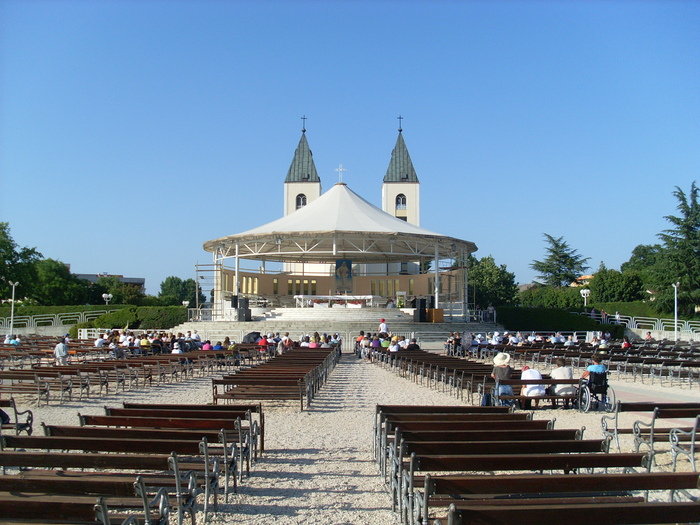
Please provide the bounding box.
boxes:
[497,307,624,339]
[69,306,188,338]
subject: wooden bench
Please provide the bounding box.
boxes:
[0,450,208,525]
[671,415,700,472]
[378,412,538,478]
[77,413,249,495]
[0,476,171,525]
[632,407,700,465]
[122,402,265,453]
[0,397,33,435]
[104,405,261,465]
[438,499,700,525]
[493,378,582,409]
[398,452,650,524]
[416,471,700,525]
[602,402,700,452]
[0,371,51,405]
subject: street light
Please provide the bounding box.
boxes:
[102,293,113,306]
[580,288,591,307]
[182,301,190,308]
[672,282,680,341]
[8,281,18,337]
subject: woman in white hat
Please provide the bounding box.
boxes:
[491,352,513,406]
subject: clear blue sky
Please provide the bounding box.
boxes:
[1,0,698,294]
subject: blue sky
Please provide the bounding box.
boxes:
[1,0,698,294]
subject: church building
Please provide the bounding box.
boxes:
[203,121,476,312]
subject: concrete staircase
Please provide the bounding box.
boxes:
[173,307,500,344]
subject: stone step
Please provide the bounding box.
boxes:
[173,317,500,344]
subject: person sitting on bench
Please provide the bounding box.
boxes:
[491,353,513,406]
[520,365,545,409]
[549,357,577,408]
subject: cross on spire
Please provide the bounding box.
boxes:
[335,164,346,183]
[301,115,307,133]
[397,115,403,132]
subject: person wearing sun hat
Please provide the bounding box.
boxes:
[491,352,514,406]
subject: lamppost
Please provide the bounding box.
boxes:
[102,293,113,306]
[182,301,190,308]
[672,282,680,341]
[580,288,591,307]
[8,281,18,336]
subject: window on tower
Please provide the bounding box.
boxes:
[296,194,307,209]
[395,194,407,210]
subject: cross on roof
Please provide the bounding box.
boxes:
[335,164,346,183]
[301,115,307,133]
[397,115,403,132]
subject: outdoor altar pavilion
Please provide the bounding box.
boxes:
[202,182,478,318]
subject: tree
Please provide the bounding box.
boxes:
[468,255,518,307]
[159,276,184,305]
[95,276,145,305]
[620,244,665,273]
[32,259,91,306]
[158,276,205,306]
[589,265,644,303]
[0,222,42,300]
[530,234,590,287]
[652,181,700,315]
[519,284,583,309]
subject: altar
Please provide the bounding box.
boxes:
[293,295,382,308]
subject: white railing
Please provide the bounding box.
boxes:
[0,309,119,330]
[573,311,700,335]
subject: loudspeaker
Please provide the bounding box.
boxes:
[231,296,238,308]
[413,299,427,322]
[235,308,251,322]
[238,297,249,309]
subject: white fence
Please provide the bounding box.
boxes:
[573,311,700,339]
[0,310,118,331]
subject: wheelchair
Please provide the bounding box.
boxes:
[579,371,616,412]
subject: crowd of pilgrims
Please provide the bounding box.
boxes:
[91,329,343,358]
[444,329,617,357]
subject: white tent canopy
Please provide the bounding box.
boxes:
[203,183,477,264]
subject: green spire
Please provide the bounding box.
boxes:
[383,132,419,183]
[285,132,320,183]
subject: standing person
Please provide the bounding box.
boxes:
[453,331,461,355]
[378,318,388,334]
[54,337,68,366]
[461,331,472,356]
[491,353,513,406]
[487,303,495,322]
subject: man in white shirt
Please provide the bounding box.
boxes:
[520,365,545,409]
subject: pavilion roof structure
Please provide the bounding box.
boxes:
[203,183,477,264]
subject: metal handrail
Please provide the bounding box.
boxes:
[0,309,118,330]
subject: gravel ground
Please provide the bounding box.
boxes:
[20,350,700,524]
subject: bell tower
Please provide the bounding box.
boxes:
[284,117,321,216]
[382,117,420,226]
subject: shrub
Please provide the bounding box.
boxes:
[497,307,624,339]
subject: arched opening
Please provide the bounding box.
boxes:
[296,194,307,210]
[395,194,407,210]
